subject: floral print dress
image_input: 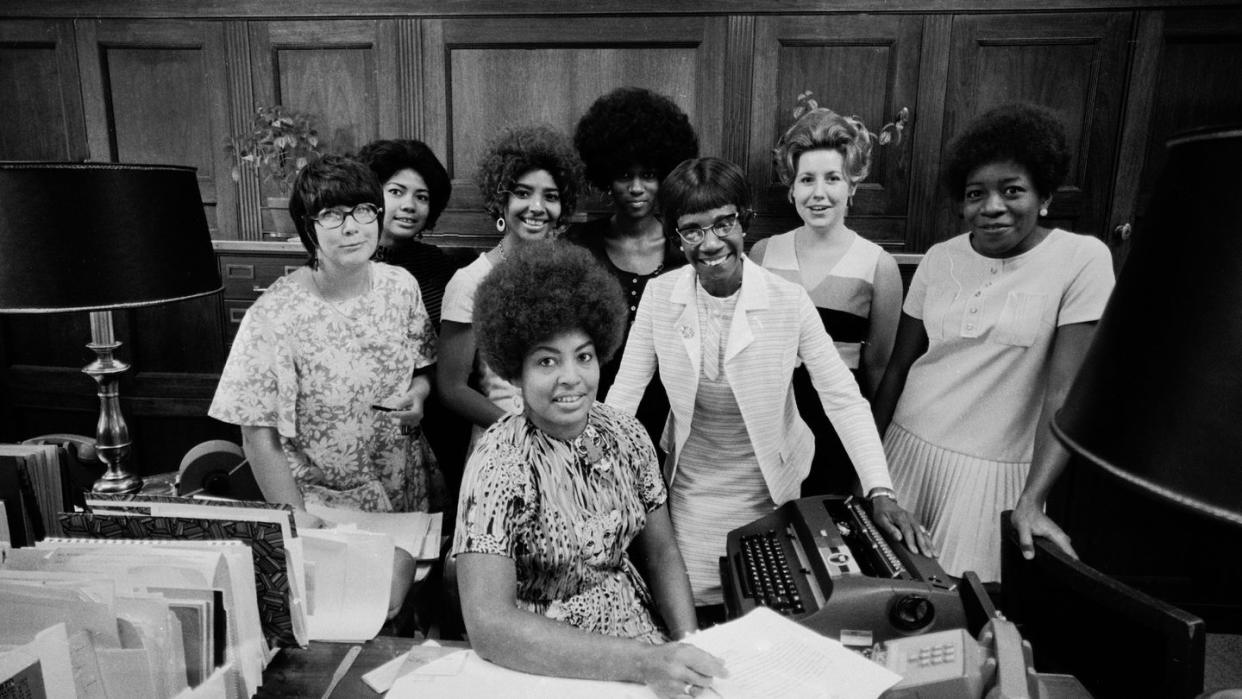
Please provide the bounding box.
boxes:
[452,403,668,643]
[209,262,443,512]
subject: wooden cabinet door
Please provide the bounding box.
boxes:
[1110,9,1242,266]
[0,20,87,161]
[748,14,926,249]
[76,19,235,240]
[420,15,727,247]
[940,12,1132,245]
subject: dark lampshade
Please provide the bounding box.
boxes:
[1053,126,1242,527]
[0,162,222,313]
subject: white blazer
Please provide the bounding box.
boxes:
[606,256,892,505]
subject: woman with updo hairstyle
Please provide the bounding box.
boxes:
[609,157,928,622]
[437,124,585,451]
[569,87,698,453]
[751,107,903,498]
[872,103,1116,583]
[453,241,726,698]
[356,138,458,327]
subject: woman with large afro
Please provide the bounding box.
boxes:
[452,241,726,698]
[568,88,699,451]
[872,103,1116,582]
[437,124,585,452]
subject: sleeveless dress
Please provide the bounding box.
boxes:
[756,230,884,496]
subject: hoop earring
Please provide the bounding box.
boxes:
[496,217,506,233]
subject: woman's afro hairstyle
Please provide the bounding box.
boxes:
[941,103,1070,201]
[475,124,585,222]
[773,108,874,186]
[288,154,382,268]
[573,87,700,190]
[356,139,452,230]
[474,241,627,384]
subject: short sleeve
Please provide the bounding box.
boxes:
[208,288,300,437]
[451,441,534,558]
[902,247,935,319]
[1057,235,1115,326]
[440,257,484,324]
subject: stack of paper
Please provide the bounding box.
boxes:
[0,442,69,545]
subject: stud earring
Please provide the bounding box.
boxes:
[847,195,854,209]
[496,217,506,233]
[511,393,524,413]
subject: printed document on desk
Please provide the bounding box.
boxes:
[305,503,441,560]
[301,527,392,641]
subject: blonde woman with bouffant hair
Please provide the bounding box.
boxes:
[750,101,903,498]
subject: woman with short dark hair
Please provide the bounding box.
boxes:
[454,241,725,698]
[609,157,928,621]
[210,154,442,618]
[872,103,1116,581]
[357,138,458,327]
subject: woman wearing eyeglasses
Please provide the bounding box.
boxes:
[210,155,442,618]
[438,124,585,451]
[607,157,930,620]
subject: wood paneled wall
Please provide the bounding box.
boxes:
[1,0,1240,476]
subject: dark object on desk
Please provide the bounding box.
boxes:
[178,439,264,501]
[1000,511,1205,699]
[721,495,966,645]
[0,162,223,495]
[22,434,102,509]
[1049,126,1242,631]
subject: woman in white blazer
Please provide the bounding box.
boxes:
[606,157,931,620]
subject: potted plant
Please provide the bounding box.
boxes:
[225,105,325,239]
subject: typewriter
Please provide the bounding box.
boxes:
[720,495,966,648]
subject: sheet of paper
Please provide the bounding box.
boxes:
[387,650,655,698]
[305,503,441,560]
[684,607,901,699]
[0,623,77,699]
[300,528,392,641]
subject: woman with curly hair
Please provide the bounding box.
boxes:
[609,157,929,620]
[872,104,1115,582]
[437,124,585,450]
[453,241,726,698]
[750,107,903,497]
[568,87,698,452]
[356,138,459,327]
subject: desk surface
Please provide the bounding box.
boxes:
[257,637,465,699]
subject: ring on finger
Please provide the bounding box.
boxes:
[683,683,695,696]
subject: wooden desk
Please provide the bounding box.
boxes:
[257,637,466,698]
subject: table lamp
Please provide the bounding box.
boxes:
[0,162,223,494]
[1052,125,1242,528]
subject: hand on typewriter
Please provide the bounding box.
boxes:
[870,497,937,558]
[639,642,727,698]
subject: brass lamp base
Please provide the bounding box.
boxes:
[86,311,143,495]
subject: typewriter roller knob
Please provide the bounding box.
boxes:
[890,594,935,632]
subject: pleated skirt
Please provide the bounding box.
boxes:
[884,423,1029,582]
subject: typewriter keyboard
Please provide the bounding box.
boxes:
[739,530,805,615]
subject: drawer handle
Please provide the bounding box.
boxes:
[252,285,269,293]
[225,263,255,279]
[229,308,247,323]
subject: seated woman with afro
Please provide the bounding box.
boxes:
[452,241,727,698]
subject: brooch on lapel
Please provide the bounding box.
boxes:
[680,325,695,339]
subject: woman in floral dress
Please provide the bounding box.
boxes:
[209,155,443,617]
[453,242,726,699]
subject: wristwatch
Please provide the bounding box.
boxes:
[867,486,899,505]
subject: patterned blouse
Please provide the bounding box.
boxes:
[452,403,668,643]
[209,262,442,512]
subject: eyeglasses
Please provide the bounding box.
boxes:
[309,203,381,229]
[675,212,743,245]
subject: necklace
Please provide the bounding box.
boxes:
[492,240,508,263]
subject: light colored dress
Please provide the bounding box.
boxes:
[452,403,667,642]
[887,229,1114,581]
[668,283,774,605]
[441,253,519,448]
[209,262,442,512]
